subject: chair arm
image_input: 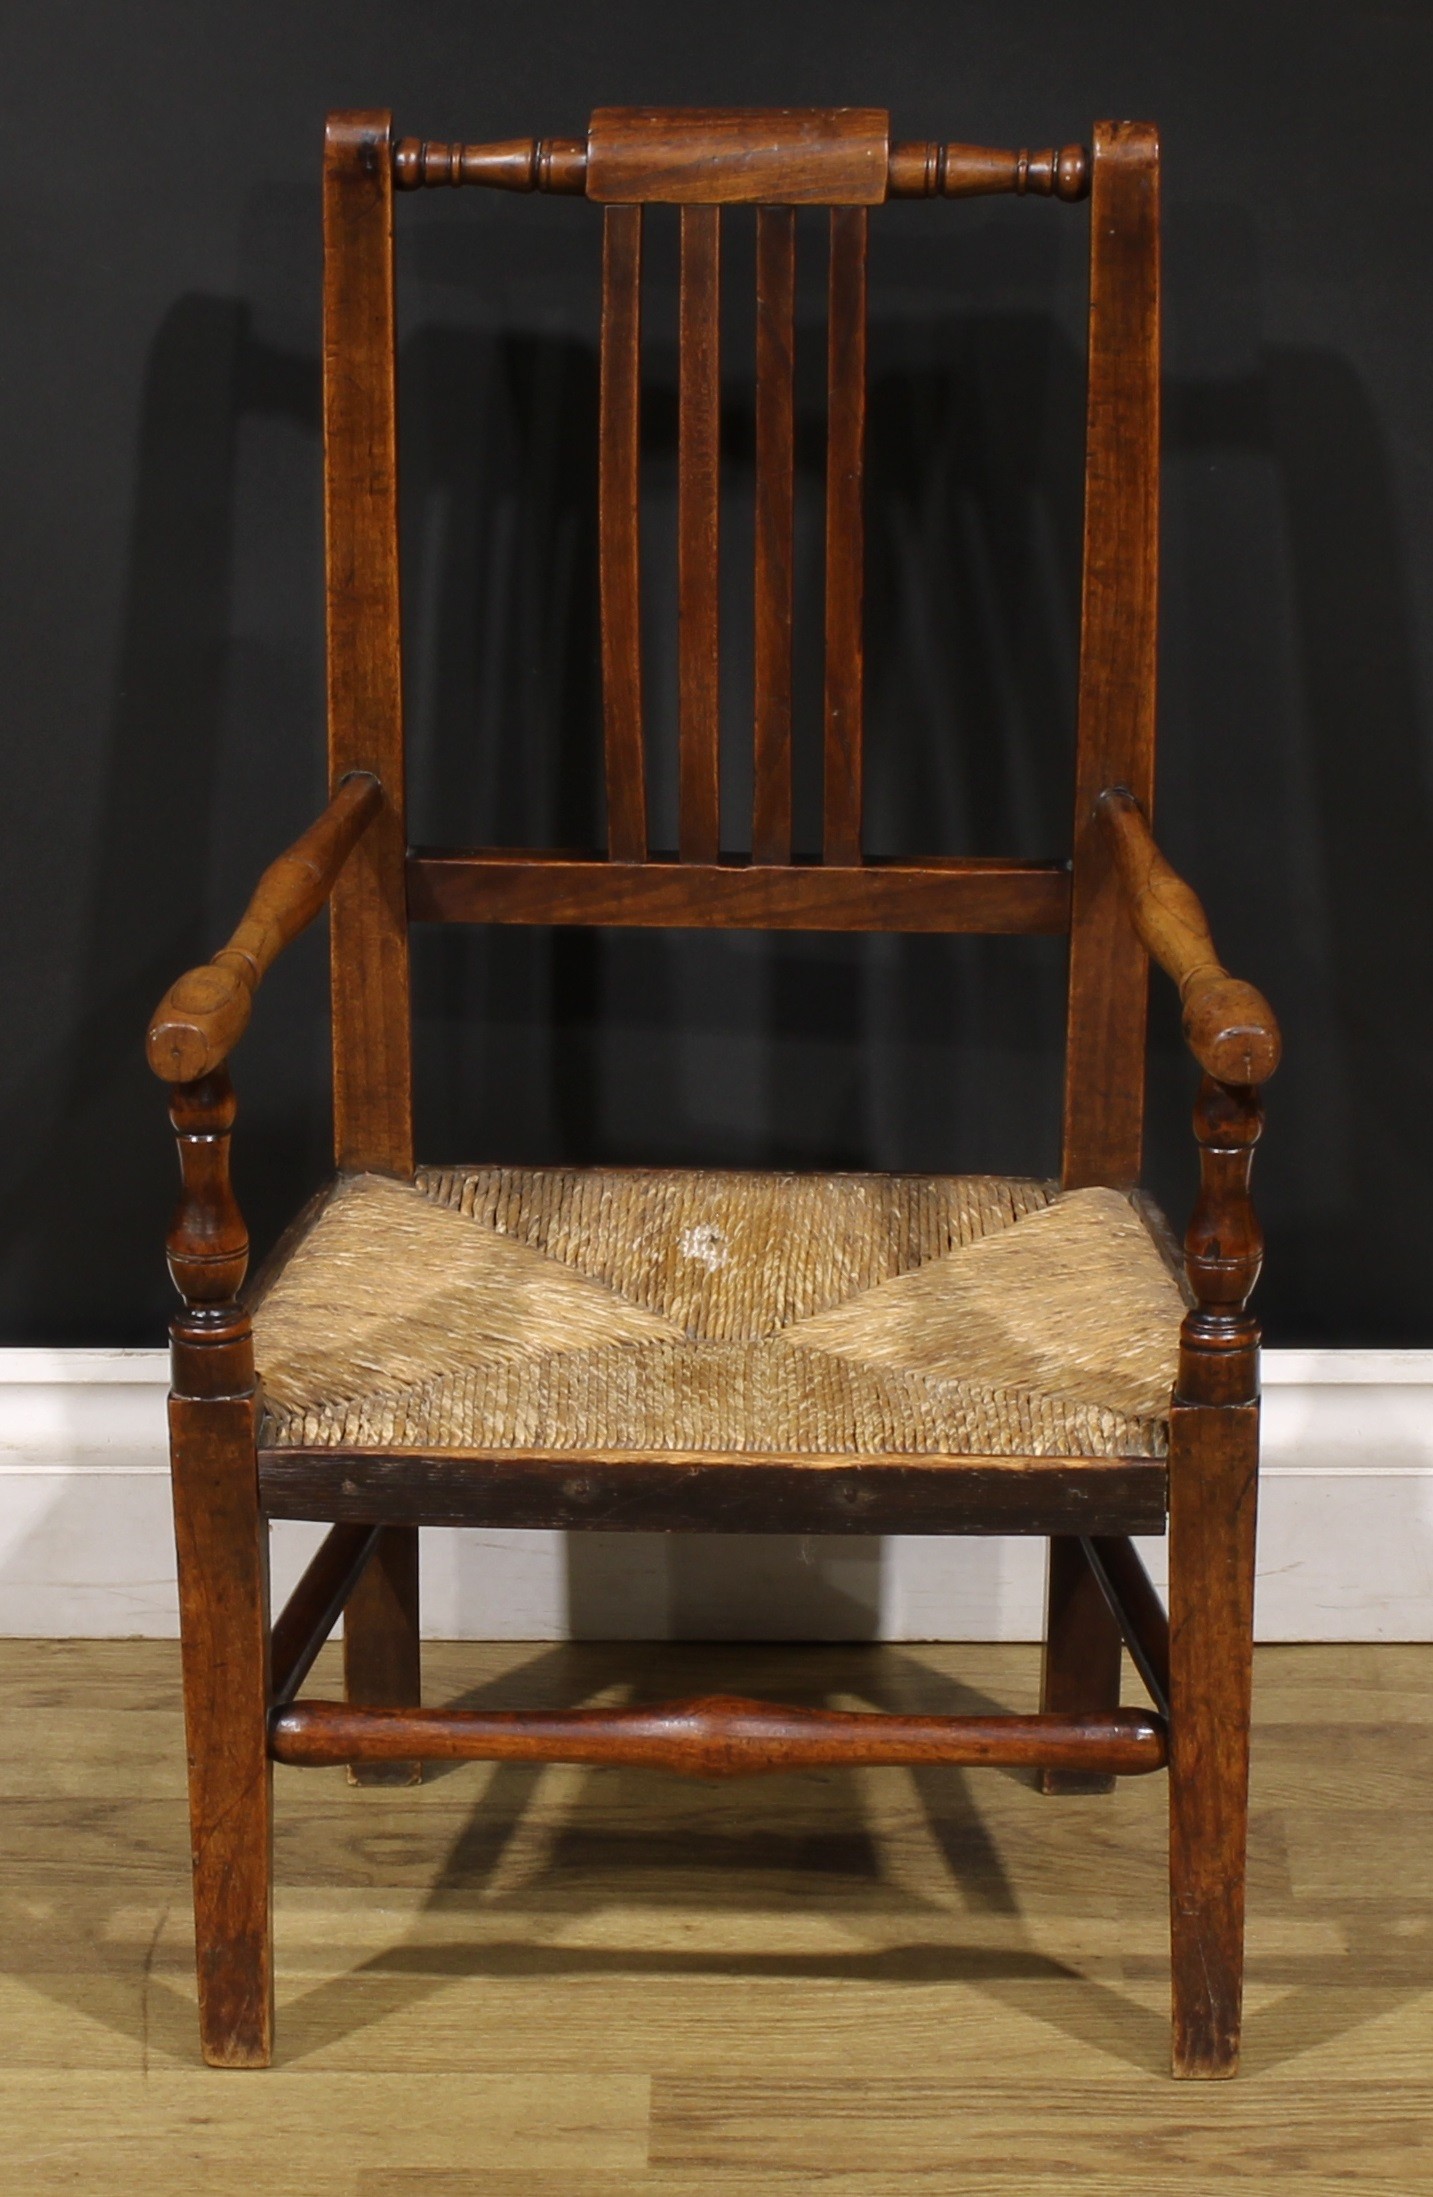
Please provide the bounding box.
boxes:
[1096,787,1281,1086]
[146,773,382,1083]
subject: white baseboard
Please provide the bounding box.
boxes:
[0,1348,1429,1640]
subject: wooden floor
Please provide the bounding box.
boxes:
[3,1639,1431,2193]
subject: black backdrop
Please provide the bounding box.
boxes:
[3,0,1431,1346]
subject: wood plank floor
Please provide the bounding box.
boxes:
[3,1639,1431,2192]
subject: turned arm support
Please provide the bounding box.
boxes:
[146,773,382,1083]
[1096,787,1282,1087]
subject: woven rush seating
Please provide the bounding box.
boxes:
[253,1168,1188,1461]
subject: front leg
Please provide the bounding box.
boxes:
[1168,1075,1263,2078]
[166,1073,274,2066]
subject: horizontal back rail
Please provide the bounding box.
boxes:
[406,851,1071,931]
[393,130,1090,203]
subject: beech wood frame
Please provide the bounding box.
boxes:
[148,106,1279,2080]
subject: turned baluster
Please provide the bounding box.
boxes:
[166,1069,254,1391]
[1178,1076,1265,1408]
[886,140,1089,199]
[163,1066,270,2064]
[392,136,587,191]
[1168,1079,1266,2076]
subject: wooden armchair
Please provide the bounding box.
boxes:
[147,107,1279,2077]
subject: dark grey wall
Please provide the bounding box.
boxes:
[3,0,1430,1344]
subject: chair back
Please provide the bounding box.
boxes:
[321,107,1159,1192]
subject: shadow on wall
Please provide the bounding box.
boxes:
[0,296,335,1344]
[1152,345,1433,1343]
[4,271,1430,1362]
[1267,346,1433,1339]
[406,311,1083,1185]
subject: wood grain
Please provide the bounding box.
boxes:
[1165,1075,1265,2076]
[1097,789,1281,1085]
[163,1072,249,1309]
[406,851,1071,931]
[9,1636,1433,2179]
[887,140,1090,200]
[323,112,413,1176]
[753,206,796,865]
[1181,1075,1266,1403]
[1038,1537,1123,1797]
[1085,1532,1171,1721]
[393,135,587,192]
[1061,122,1161,1191]
[599,204,647,861]
[587,106,889,205]
[144,105,1278,2094]
[269,1522,380,1707]
[270,1696,1167,1777]
[168,1309,271,2067]
[146,775,380,1083]
[678,206,722,863]
[1167,1398,1258,2078]
[823,206,867,866]
[258,1446,1167,1538]
[344,1525,423,1788]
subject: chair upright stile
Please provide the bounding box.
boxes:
[147,106,1280,2076]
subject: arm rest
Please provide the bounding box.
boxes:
[146,772,382,1083]
[1096,787,1281,1085]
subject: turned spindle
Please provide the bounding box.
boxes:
[165,1071,250,1314]
[392,136,587,191]
[393,132,1090,203]
[886,140,1089,199]
[1179,1077,1265,1407]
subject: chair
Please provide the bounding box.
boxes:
[146,106,1280,2077]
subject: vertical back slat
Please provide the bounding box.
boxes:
[1062,123,1161,1188]
[823,205,867,865]
[322,111,413,1176]
[599,204,648,862]
[678,206,722,862]
[753,205,796,864]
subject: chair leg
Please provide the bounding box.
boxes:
[1038,1535,1123,1794]
[1167,1397,1258,2077]
[344,1525,422,1785]
[169,1312,273,2068]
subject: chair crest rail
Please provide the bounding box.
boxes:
[392,127,1089,203]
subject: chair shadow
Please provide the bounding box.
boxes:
[273,1639,1171,2072]
[5,1637,1428,2086]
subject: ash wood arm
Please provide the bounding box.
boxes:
[147,773,382,1083]
[1096,788,1281,1086]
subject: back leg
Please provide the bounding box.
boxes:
[1039,1535,1123,1795]
[344,1525,422,1786]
